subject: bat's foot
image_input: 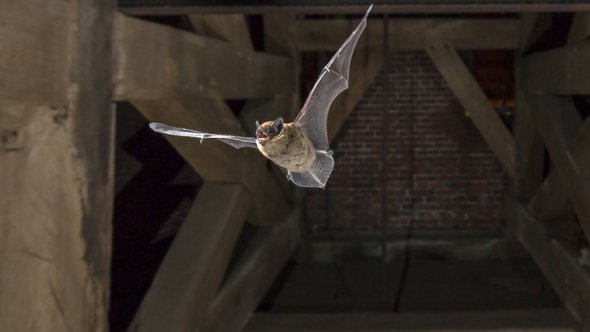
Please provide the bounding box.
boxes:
[317,150,334,156]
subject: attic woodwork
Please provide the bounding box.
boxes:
[296,18,521,51]
[426,40,517,177]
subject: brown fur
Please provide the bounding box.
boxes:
[256,122,316,172]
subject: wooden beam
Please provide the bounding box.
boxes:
[529,118,590,221]
[244,310,578,332]
[518,13,552,52]
[426,40,517,177]
[511,80,545,203]
[262,12,302,122]
[129,183,249,332]
[514,204,590,328]
[131,96,290,225]
[509,14,546,204]
[568,12,590,44]
[188,14,254,52]
[328,44,383,142]
[295,18,520,51]
[522,40,590,95]
[114,14,294,100]
[119,2,590,16]
[524,94,590,242]
[0,1,69,105]
[200,209,301,332]
[0,0,115,331]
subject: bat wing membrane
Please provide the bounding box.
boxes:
[289,152,334,188]
[293,5,372,152]
[149,123,258,150]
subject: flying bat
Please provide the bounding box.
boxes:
[150,5,372,188]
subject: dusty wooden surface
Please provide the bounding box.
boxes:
[114,14,294,100]
[0,0,115,331]
[0,1,69,105]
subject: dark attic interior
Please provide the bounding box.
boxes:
[3,1,590,332]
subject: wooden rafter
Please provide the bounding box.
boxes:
[119,2,590,15]
[525,94,590,242]
[201,209,301,332]
[518,13,552,52]
[426,40,517,177]
[114,14,294,100]
[567,12,590,44]
[129,183,250,332]
[514,204,590,328]
[295,18,520,51]
[509,13,547,206]
[188,14,254,51]
[522,40,590,95]
[529,119,590,223]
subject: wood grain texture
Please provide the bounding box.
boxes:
[0,1,69,104]
[0,0,116,331]
[114,14,294,100]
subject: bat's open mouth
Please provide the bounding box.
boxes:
[257,132,269,141]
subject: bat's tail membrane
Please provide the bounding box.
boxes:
[289,151,334,188]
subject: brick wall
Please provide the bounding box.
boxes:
[307,51,507,231]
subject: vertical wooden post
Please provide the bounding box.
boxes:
[0,0,115,331]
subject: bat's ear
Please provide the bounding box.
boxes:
[255,120,260,128]
[272,117,284,127]
[272,117,284,132]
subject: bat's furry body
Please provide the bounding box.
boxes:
[150,5,372,188]
[256,122,316,172]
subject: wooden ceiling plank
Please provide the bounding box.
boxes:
[295,18,520,51]
[129,183,249,332]
[119,3,590,16]
[201,209,301,332]
[114,14,294,100]
[426,40,517,177]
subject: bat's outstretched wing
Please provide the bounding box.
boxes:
[149,123,257,150]
[293,5,371,152]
